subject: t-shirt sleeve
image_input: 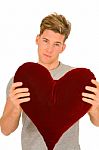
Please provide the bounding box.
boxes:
[6,77,14,98]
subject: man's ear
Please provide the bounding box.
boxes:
[36,35,40,45]
[60,43,66,53]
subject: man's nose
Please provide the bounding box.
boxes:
[46,44,53,53]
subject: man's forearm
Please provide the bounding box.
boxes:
[88,108,99,127]
[0,109,21,135]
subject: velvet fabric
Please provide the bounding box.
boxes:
[14,62,96,150]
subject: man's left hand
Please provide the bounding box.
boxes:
[82,79,99,126]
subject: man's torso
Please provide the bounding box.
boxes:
[21,62,81,150]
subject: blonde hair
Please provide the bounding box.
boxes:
[40,12,71,42]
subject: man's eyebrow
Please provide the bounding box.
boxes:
[42,38,63,44]
[42,37,48,40]
[55,41,62,44]
[54,41,63,45]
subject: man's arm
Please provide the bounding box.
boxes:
[82,79,99,126]
[0,82,30,135]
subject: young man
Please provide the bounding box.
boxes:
[1,13,99,150]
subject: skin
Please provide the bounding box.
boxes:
[36,30,66,70]
[0,29,99,136]
[82,79,99,126]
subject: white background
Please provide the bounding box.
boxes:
[0,0,99,149]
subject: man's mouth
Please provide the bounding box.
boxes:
[43,54,51,58]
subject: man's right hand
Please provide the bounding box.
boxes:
[7,82,30,112]
[0,82,30,135]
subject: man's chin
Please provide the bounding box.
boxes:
[39,58,53,65]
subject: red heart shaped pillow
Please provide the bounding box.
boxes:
[14,62,96,150]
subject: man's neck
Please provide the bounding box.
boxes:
[38,61,60,71]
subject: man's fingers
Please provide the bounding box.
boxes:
[13,88,29,95]
[91,79,99,87]
[10,82,23,92]
[19,97,30,104]
[82,92,96,100]
[82,97,94,105]
[14,92,30,100]
[85,86,97,94]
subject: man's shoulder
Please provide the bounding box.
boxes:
[7,77,14,86]
[60,62,75,70]
[6,77,14,96]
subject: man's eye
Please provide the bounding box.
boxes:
[43,39,48,43]
[54,43,60,46]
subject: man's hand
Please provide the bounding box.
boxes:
[0,82,30,135]
[82,79,99,126]
[7,82,30,111]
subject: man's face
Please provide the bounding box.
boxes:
[36,29,66,65]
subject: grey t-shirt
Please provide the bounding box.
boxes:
[7,62,81,150]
